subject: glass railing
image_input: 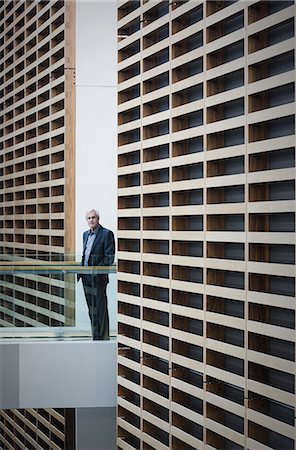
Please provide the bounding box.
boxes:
[0,254,116,341]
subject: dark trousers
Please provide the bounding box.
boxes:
[81,274,109,340]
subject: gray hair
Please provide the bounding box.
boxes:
[85,209,100,219]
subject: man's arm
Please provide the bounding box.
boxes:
[103,229,115,266]
[77,231,86,281]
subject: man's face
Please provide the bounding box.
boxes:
[86,211,99,231]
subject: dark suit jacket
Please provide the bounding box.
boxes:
[81,225,115,282]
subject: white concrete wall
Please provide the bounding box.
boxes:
[75,0,117,253]
[0,341,117,409]
[76,407,116,450]
[75,1,117,329]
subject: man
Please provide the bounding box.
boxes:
[80,209,115,340]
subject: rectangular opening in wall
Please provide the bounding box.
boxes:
[207,98,244,123]
[206,430,243,450]
[248,391,294,426]
[51,201,64,213]
[249,147,295,172]
[118,62,140,83]
[118,128,140,145]
[118,39,140,62]
[51,134,64,147]
[172,265,203,284]
[118,405,140,430]
[143,1,169,21]
[249,273,295,297]
[207,40,244,69]
[51,236,64,247]
[248,421,294,450]
[172,31,203,58]
[172,57,203,83]
[118,318,140,340]
[207,322,244,347]
[143,397,169,422]
[143,308,169,327]
[143,284,169,303]
[117,427,140,449]
[38,235,50,246]
[172,240,203,257]
[118,106,140,125]
[143,24,169,49]
[249,332,294,361]
[143,48,169,72]
[38,204,49,214]
[248,18,294,54]
[143,239,169,254]
[248,51,294,83]
[143,168,169,184]
[173,339,203,362]
[172,162,203,181]
[118,172,140,188]
[249,180,295,202]
[173,110,203,131]
[173,188,203,206]
[207,296,244,318]
[172,136,203,156]
[172,387,203,417]
[118,308,140,331]
[207,126,244,150]
[207,185,245,204]
[207,269,245,289]
[118,346,140,366]
[249,83,295,113]
[249,243,295,264]
[248,0,294,24]
[143,71,169,94]
[173,314,203,336]
[143,120,169,139]
[118,280,140,297]
[172,215,203,231]
[143,420,169,447]
[143,331,169,351]
[206,0,238,17]
[143,95,169,117]
[118,363,140,385]
[172,364,203,388]
[118,0,140,20]
[118,84,140,104]
[249,212,295,232]
[118,216,140,230]
[207,349,244,376]
[172,5,203,33]
[207,11,244,43]
[248,362,294,393]
[207,155,244,177]
[143,261,169,279]
[172,290,203,309]
[118,259,140,275]
[249,116,295,142]
[206,403,244,434]
[143,144,169,162]
[118,194,140,209]
[207,242,244,260]
[118,150,140,167]
[118,16,140,38]
[173,83,203,107]
[51,185,64,197]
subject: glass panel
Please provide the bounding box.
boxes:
[0,254,117,340]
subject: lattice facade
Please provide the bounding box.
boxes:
[117,1,296,448]
[0,1,75,448]
[0,0,75,327]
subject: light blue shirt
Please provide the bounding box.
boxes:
[84,229,97,266]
